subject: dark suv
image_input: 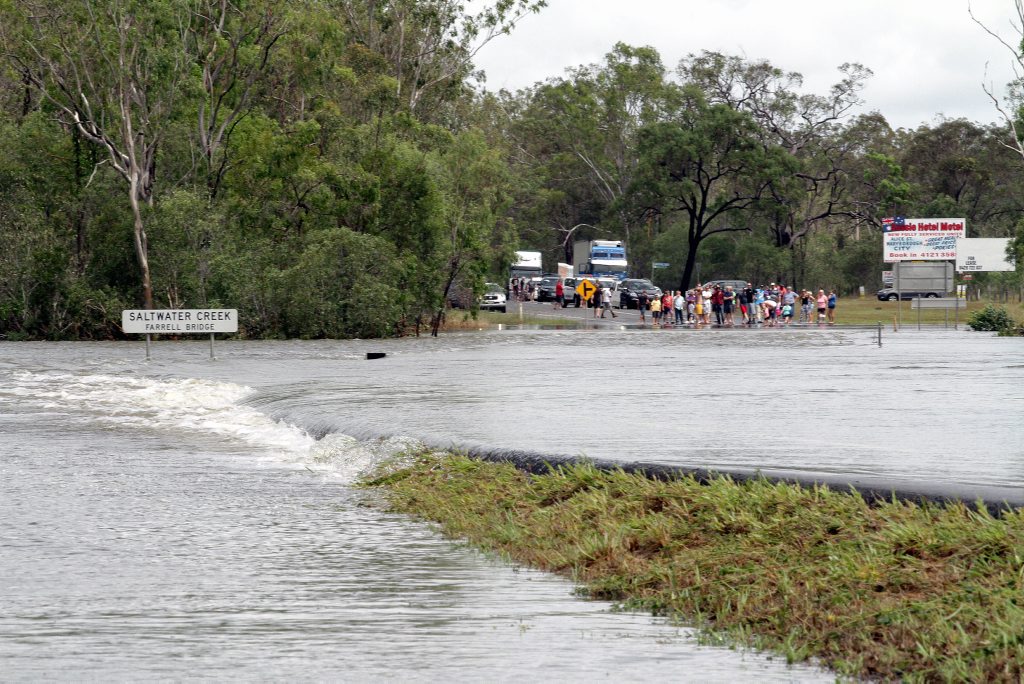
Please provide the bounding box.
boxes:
[876,288,943,301]
[618,279,662,309]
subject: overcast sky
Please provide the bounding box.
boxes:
[472,0,1022,130]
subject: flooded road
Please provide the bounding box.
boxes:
[2,328,1020,679]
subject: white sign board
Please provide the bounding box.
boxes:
[882,217,966,262]
[122,309,238,334]
[955,238,1014,272]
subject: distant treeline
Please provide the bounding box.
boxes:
[0,1,1022,340]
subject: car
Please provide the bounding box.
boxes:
[876,288,943,301]
[535,276,562,302]
[618,278,662,309]
[561,276,614,307]
[479,283,507,312]
[705,279,748,292]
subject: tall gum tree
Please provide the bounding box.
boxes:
[339,0,546,116]
[679,51,871,286]
[629,87,797,291]
[3,0,194,309]
[511,43,672,268]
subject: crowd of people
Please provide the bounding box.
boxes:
[632,283,838,327]
[541,277,839,328]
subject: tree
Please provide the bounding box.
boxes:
[630,90,796,290]
[2,0,194,309]
[429,129,513,336]
[508,43,672,269]
[338,0,546,115]
[680,52,872,285]
[187,0,286,198]
[971,0,1024,161]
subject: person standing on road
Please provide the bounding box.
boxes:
[650,293,662,326]
[816,289,828,324]
[592,281,603,318]
[827,290,837,324]
[600,285,617,318]
[674,290,684,324]
[711,285,725,326]
[799,290,812,324]
[554,279,564,309]
[661,291,674,326]
[723,286,735,326]
[743,283,757,324]
[638,291,649,325]
[783,287,797,319]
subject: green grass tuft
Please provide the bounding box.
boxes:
[364,451,1024,680]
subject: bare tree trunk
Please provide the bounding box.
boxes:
[128,179,154,310]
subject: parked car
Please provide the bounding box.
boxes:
[479,283,507,312]
[705,279,748,292]
[618,279,662,309]
[536,276,562,302]
[563,276,610,307]
[876,288,943,301]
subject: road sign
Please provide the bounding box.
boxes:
[122,309,238,334]
[575,279,598,301]
[653,262,670,269]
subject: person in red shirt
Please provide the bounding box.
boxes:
[661,292,674,325]
[554,279,564,309]
[711,286,725,325]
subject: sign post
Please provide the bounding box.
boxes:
[121,309,238,359]
[575,279,598,303]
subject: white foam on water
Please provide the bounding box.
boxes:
[2,371,411,483]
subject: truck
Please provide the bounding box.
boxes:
[510,250,543,283]
[573,239,628,280]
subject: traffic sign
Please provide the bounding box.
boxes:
[575,279,598,301]
[653,262,670,269]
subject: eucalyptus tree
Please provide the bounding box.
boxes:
[971,0,1024,162]
[1,0,198,310]
[630,88,797,290]
[509,43,673,269]
[186,0,287,199]
[679,51,871,282]
[338,0,546,117]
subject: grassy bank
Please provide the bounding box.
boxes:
[830,296,1024,326]
[365,451,1024,681]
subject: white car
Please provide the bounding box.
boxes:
[479,283,507,313]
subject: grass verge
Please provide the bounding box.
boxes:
[832,297,1024,326]
[364,451,1024,681]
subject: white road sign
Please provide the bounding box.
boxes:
[122,309,238,334]
[955,238,1015,272]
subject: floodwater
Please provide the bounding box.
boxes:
[2,328,1021,680]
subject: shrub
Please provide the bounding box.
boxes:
[967,304,1015,332]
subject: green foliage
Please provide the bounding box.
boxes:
[4,4,1024,338]
[967,304,1017,332]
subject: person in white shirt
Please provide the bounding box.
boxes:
[599,285,617,318]
[673,291,684,324]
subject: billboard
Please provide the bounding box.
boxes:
[955,238,1015,272]
[882,217,966,262]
